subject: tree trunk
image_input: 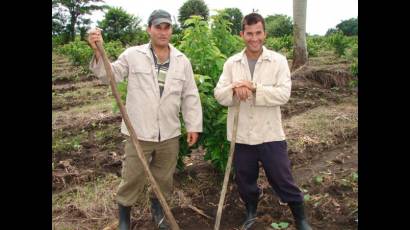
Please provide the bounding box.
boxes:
[292,0,308,71]
[69,14,77,41]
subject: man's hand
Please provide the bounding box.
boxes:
[235,80,256,92]
[187,132,199,147]
[87,28,103,60]
[233,80,254,101]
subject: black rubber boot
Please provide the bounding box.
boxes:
[241,201,257,230]
[150,198,170,229]
[288,202,312,230]
[118,204,131,230]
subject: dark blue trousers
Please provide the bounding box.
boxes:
[233,141,303,205]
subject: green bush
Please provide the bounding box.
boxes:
[306,36,329,57]
[265,35,293,57]
[178,15,226,82]
[57,39,93,67]
[57,39,126,67]
[195,75,230,172]
[103,40,126,61]
[327,31,350,57]
[178,16,231,172]
[211,10,244,57]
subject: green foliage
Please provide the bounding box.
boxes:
[221,8,243,35]
[178,16,232,172]
[336,18,358,36]
[341,36,358,85]
[265,14,293,37]
[52,0,107,42]
[57,39,125,68]
[195,75,230,172]
[178,16,226,81]
[265,35,293,57]
[103,40,126,61]
[97,7,143,46]
[57,39,94,67]
[314,175,323,184]
[211,10,244,57]
[178,0,209,27]
[171,33,183,48]
[327,31,350,57]
[325,28,338,36]
[306,35,330,57]
[271,222,289,229]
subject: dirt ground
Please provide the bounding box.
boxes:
[52,52,357,230]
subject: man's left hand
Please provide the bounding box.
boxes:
[235,80,256,92]
[187,132,199,147]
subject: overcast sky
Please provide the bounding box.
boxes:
[88,0,358,36]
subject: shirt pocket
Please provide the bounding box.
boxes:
[130,67,152,89]
[166,72,185,96]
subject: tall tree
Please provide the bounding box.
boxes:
[97,7,143,45]
[325,18,358,36]
[265,14,293,37]
[178,0,209,26]
[336,18,358,36]
[53,0,107,42]
[292,0,308,71]
[222,8,243,35]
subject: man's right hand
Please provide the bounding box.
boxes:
[87,28,103,59]
[233,83,252,101]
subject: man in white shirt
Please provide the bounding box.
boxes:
[214,13,311,230]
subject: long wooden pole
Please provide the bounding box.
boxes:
[214,102,241,230]
[95,41,180,230]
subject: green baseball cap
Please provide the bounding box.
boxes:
[148,9,172,26]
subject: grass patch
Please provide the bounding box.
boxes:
[284,99,357,153]
[52,174,120,230]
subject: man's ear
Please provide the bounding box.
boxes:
[240,31,244,38]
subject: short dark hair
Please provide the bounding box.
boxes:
[241,13,265,31]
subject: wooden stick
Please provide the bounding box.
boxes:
[188,205,213,220]
[95,41,180,230]
[213,102,241,230]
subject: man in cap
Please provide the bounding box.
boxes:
[87,9,203,230]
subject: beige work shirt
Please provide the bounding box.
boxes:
[214,46,291,145]
[90,43,203,142]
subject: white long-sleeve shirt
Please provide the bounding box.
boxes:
[214,46,291,145]
[90,43,203,142]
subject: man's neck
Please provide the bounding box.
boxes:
[151,42,169,54]
[151,42,170,63]
[245,48,263,60]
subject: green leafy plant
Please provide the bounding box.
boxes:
[271,222,289,229]
[211,10,244,57]
[179,15,226,82]
[314,175,323,184]
[57,39,94,67]
[327,31,350,57]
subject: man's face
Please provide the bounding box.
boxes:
[147,23,172,47]
[240,21,266,53]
